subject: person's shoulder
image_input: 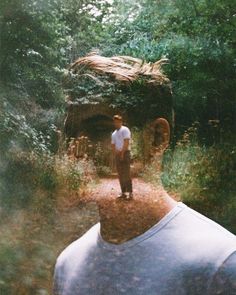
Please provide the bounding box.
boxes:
[121,125,131,135]
[185,205,236,239]
[55,223,100,268]
[122,125,130,131]
[179,204,236,256]
[167,203,236,290]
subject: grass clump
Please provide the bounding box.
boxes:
[143,125,236,234]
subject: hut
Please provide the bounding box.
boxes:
[63,52,174,171]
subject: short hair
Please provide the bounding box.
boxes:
[113,114,123,121]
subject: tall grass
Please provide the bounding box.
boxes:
[0,152,99,294]
[143,126,236,234]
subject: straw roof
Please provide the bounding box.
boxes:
[69,52,170,86]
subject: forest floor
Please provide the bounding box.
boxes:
[0,176,181,294]
[53,176,180,254]
[84,176,181,202]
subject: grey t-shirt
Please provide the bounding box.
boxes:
[53,202,236,295]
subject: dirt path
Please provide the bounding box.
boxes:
[86,177,180,201]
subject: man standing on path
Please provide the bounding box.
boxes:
[111,114,133,200]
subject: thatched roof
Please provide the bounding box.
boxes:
[69,52,170,86]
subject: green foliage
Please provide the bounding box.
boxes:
[130,127,144,161]
[96,165,112,177]
[1,0,235,144]
[160,126,236,233]
[0,150,96,210]
[100,0,236,136]
[0,0,68,107]
[0,149,97,295]
[56,156,96,191]
[143,125,236,233]
[62,0,235,137]
[0,0,235,292]
[92,142,112,176]
[0,98,54,154]
[0,244,24,295]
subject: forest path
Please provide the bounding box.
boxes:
[84,177,180,202]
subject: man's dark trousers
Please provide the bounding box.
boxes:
[115,150,132,193]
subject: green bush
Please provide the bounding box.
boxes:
[0,150,98,294]
[96,165,112,177]
[0,150,96,210]
[143,125,236,234]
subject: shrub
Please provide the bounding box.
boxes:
[0,150,96,210]
[143,125,236,234]
[0,150,98,294]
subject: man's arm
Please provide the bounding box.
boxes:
[207,251,236,294]
[121,138,129,154]
[111,132,117,155]
[120,138,129,159]
[120,127,131,159]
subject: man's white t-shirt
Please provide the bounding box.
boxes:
[53,202,236,295]
[111,126,131,151]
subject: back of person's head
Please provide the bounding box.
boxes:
[113,114,123,121]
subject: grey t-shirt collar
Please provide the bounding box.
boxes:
[97,201,187,251]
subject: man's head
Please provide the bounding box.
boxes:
[113,114,123,130]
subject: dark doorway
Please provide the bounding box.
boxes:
[77,115,116,173]
[77,114,114,142]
